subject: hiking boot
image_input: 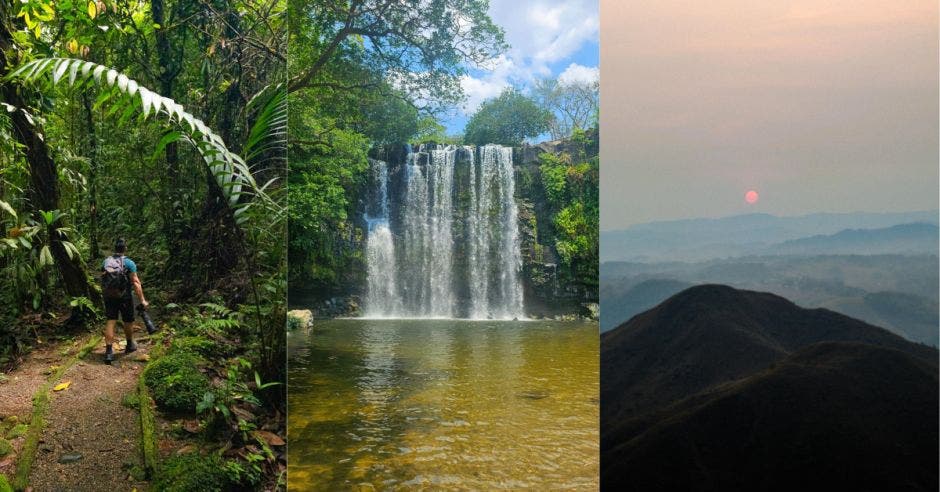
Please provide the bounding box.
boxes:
[104,348,114,365]
[125,340,138,354]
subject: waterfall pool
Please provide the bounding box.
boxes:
[287,318,599,490]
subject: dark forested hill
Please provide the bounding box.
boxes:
[599,254,939,345]
[601,285,939,491]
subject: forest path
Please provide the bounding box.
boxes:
[25,329,153,492]
[0,333,85,480]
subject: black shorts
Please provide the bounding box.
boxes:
[104,296,134,322]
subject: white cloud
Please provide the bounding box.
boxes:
[460,74,508,113]
[558,63,599,86]
[456,1,599,116]
[459,54,515,114]
[491,0,599,74]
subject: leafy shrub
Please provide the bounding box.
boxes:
[121,392,140,409]
[171,335,234,359]
[539,152,569,206]
[143,352,210,414]
[152,453,234,492]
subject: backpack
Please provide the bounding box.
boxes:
[101,255,130,299]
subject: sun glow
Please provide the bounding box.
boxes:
[745,190,759,204]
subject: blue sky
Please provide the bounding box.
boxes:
[441,0,600,135]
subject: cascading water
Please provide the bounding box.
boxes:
[364,144,525,319]
[364,159,401,316]
[491,145,525,318]
[426,147,456,315]
[400,147,456,317]
[467,145,525,318]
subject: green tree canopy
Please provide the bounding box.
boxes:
[287,0,506,289]
[288,0,506,108]
[533,77,599,140]
[463,88,551,146]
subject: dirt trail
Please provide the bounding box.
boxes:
[26,331,152,492]
[0,339,75,421]
[0,334,94,479]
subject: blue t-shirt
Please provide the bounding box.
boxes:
[101,255,137,273]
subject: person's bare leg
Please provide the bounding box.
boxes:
[104,319,116,346]
[123,321,135,341]
[123,321,138,352]
[104,319,117,363]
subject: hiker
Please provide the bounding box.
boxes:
[100,238,149,364]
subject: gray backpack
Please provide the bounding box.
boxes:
[101,255,129,299]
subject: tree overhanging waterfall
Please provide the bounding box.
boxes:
[364,144,525,319]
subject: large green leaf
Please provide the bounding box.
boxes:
[6,58,272,212]
[243,83,287,166]
[0,200,16,220]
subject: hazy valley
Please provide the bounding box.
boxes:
[600,213,939,347]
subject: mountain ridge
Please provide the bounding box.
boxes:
[601,284,938,490]
[601,210,939,262]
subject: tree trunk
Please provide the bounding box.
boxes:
[152,0,188,276]
[81,93,100,260]
[186,2,247,289]
[1,4,101,321]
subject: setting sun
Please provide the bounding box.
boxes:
[745,190,759,204]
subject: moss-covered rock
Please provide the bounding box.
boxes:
[143,352,210,414]
[5,423,27,440]
[0,438,12,457]
[152,453,234,492]
[171,336,218,358]
[287,309,313,331]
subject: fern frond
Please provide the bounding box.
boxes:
[243,82,287,168]
[6,58,277,215]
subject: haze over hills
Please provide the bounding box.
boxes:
[601,211,939,262]
[600,285,939,491]
[600,254,940,345]
[600,211,939,345]
[768,222,938,256]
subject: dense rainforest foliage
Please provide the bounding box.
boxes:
[288,0,599,310]
[533,128,600,298]
[0,0,287,488]
[287,0,505,295]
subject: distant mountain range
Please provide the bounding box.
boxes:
[769,222,938,255]
[601,211,939,262]
[600,254,939,346]
[601,285,938,490]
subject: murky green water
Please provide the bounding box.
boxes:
[288,319,599,490]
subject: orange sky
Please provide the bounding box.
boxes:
[600,0,939,228]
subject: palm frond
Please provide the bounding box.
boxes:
[6,58,279,214]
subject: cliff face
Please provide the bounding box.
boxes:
[513,136,599,318]
[302,136,598,319]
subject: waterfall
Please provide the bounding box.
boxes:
[364,144,525,319]
[467,145,489,319]
[469,145,524,319]
[401,152,430,314]
[364,159,401,317]
[427,147,456,316]
[493,145,525,318]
